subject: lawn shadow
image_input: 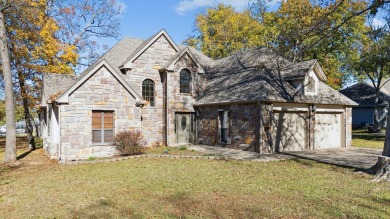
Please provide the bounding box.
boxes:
[281,152,369,173]
[70,199,138,219]
[17,150,33,160]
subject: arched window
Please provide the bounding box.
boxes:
[180,69,191,93]
[142,79,155,106]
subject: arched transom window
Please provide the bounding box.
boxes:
[142,79,155,106]
[180,69,191,94]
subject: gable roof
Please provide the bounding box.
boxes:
[120,29,180,69]
[283,60,327,81]
[42,73,78,102]
[195,47,356,106]
[340,82,390,107]
[41,37,144,104]
[81,37,144,77]
[162,47,205,73]
[381,79,390,93]
[57,60,143,104]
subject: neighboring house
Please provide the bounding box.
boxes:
[340,82,390,128]
[39,29,356,161]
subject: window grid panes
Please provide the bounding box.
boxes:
[142,79,155,106]
[92,111,114,143]
[180,69,191,93]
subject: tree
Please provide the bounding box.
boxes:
[0,100,5,123]
[186,0,386,89]
[6,0,77,150]
[185,4,271,59]
[48,0,123,69]
[269,0,367,89]
[351,26,390,127]
[370,102,390,181]
[0,0,122,155]
[0,1,17,163]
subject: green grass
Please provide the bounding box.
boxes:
[0,151,389,218]
[145,145,203,156]
[352,130,385,149]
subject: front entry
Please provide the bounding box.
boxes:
[176,113,194,144]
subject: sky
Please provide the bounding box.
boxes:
[103,0,280,47]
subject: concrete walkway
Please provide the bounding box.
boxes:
[187,145,382,169]
[187,145,295,161]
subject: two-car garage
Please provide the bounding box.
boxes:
[272,104,344,152]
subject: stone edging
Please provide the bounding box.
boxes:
[58,154,227,165]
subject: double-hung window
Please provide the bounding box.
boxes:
[92,111,114,143]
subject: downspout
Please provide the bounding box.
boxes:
[163,71,168,146]
[57,103,61,161]
[257,101,262,154]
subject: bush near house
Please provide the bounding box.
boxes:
[114,130,145,155]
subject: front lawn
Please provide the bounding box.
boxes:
[352,130,385,149]
[0,148,389,218]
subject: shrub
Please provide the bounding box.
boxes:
[178,146,187,151]
[34,137,43,149]
[114,130,146,156]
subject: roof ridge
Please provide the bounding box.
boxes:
[119,29,171,68]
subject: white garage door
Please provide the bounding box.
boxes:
[314,113,342,149]
[272,112,307,152]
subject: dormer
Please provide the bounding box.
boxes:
[304,69,319,95]
[284,60,326,96]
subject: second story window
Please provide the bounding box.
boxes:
[180,69,191,94]
[142,79,155,106]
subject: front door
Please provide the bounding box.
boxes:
[176,113,194,144]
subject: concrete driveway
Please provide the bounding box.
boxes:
[284,147,382,170]
[187,145,382,169]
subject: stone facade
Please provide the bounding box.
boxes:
[125,35,178,146]
[196,103,351,153]
[346,107,353,148]
[166,53,207,145]
[195,104,259,151]
[40,30,356,161]
[59,67,141,160]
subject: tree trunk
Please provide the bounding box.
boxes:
[369,101,390,182]
[17,69,35,150]
[373,90,380,126]
[0,10,17,163]
[382,105,390,157]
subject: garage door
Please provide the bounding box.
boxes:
[314,113,342,149]
[272,112,307,152]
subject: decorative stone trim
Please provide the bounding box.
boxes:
[58,154,227,165]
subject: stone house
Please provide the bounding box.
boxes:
[340,82,390,128]
[39,29,356,160]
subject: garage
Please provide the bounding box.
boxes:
[314,113,342,149]
[272,112,308,152]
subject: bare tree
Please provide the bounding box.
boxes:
[49,0,123,70]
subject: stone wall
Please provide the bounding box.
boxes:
[59,67,141,160]
[346,107,353,147]
[126,35,177,146]
[166,53,207,145]
[195,104,259,151]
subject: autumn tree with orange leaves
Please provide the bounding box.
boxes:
[0,0,122,162]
